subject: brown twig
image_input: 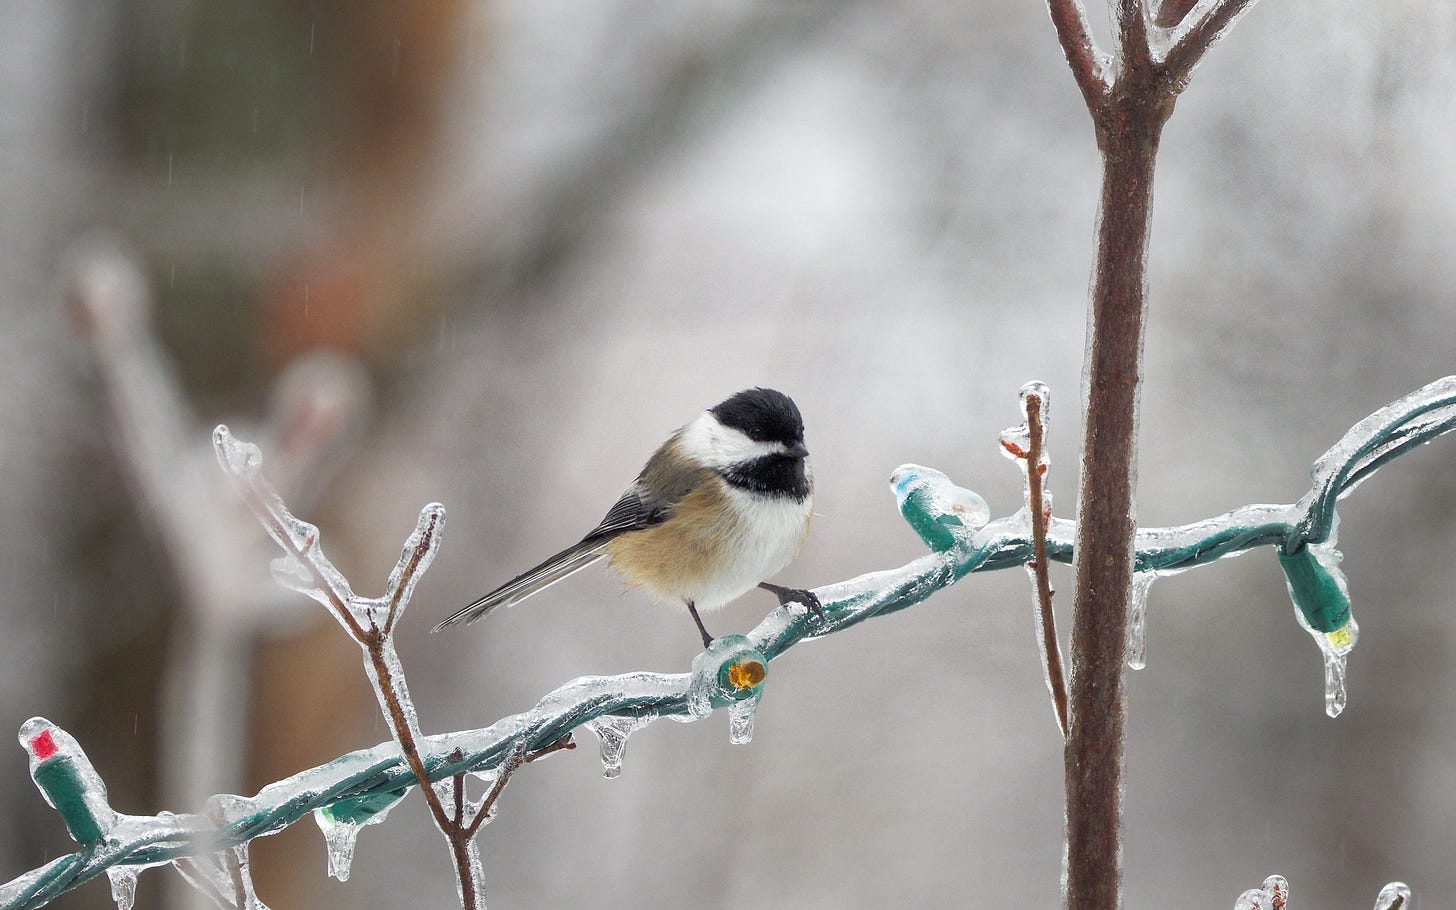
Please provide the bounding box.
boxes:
[1044,0,1111,112]
[1114,0,1153,73]
[462,742,527,840]
[383,507,442,634]
[224,453,462,902]
[525,734,578,764]
[221,444,575,910]
[1155,0,1199,28]
[1162,0,1261,85]
[1023,393,1070,740]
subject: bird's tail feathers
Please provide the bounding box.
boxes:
[433,541,605,631]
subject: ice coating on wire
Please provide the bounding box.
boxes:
[312,787,407,881]
[584,713,659,779]
[1296,376,1456,551]
[6,379,1455,909]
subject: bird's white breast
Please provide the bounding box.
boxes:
[690,485,813,610]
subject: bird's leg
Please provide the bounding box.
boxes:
[686,600,714,649]
[758,582,824,622]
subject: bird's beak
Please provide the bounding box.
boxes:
[784,441,809,459]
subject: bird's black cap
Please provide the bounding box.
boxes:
[710,388,804,445]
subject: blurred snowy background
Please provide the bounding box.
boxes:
[1,1,1454,907]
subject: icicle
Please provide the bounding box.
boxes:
[319,821,362,882]
[1288,580,1358,718]
[583,712,658,779]
[1126,571,1156,670]
[1373,882,1412,910]
[311,787,406,881]
[105,867,138,910]
[1321,628,1354,718]
[728,691,762,745]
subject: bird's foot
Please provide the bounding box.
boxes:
[758,582,824,622]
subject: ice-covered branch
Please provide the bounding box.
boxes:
[1160,0,1263,83]
[1044,0,1113,111]
[5,378,1453,909]
[1000,381,1068,738]
[211,427,504,909]
[1115,0,1154,74]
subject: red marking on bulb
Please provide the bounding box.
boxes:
[30,730,58,761]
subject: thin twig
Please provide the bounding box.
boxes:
[450,748,467,829]
[363,635,457,837]
[1024,393,1069,739]
[172,858,232,910]
[1155,0,1199,28]
[1162,0,1260,82]
[1044,0,1111,113]
[463,741,527,840]
[383,509,441,635]
[525,734,577,764]
[231,455,466,900]
[220,847,246,910]
[1115,0,1153,74]
[238,474,367,641]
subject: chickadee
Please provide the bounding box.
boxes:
[435,388,820,647]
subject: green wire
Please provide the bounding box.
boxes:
[4,377,1453,910]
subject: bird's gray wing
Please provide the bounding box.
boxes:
[582,482,673,541]
[435,471,700,631]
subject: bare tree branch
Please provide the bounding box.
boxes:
[1024,392,1069,739]
[1162,0,1261,82]
[1044,0,1113,113]
[1115,0,1154,75]
[1154,0,1200,28]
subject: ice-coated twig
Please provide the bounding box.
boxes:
[1161,0,1263,82]
[1154,0,1200,28]
[212,426,515,909]
[1001,382,1069,738]
[1114,0,1154,73]
[6,379,1455,909]
[1230,874,1412,910]
[1044,0,1113,110]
